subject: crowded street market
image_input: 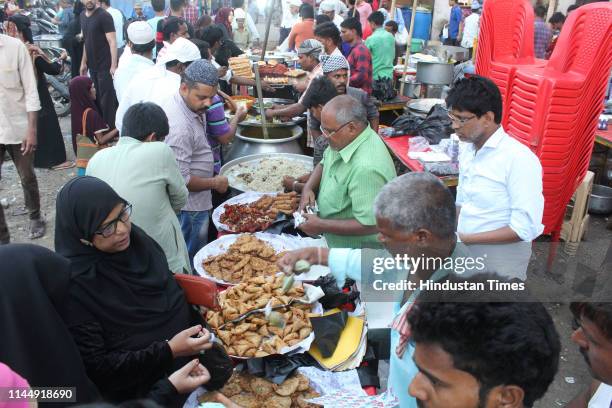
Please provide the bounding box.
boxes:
[0,0,611,406]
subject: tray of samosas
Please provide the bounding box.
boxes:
[206,274,318,358]
[199,371,321,408]
[212,192,300,233]
[194,234,301,285]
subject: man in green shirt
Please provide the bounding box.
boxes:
[365,11,396,101]
[298,94,396,248]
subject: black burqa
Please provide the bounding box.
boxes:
[54,176,232,403]
[8,14,67,168]
[54,176,189,336]
[0,243,100,406]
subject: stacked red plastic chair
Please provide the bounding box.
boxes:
[504,2,612,237]
[475,0,545,115]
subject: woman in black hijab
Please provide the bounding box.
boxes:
[0,244,100,406]
[54,176,233,406]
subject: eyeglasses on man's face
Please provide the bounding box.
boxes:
[320,121,352,138]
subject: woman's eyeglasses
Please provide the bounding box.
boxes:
[95,204,132,238]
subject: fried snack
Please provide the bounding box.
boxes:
[202,235,281,283]
[257,62,288,76]
[208,274,313,357]
[263,76,289,85]
[286,69,307,77]
[213,371,321,408]
[220,192,300,233]
[265,395,292,408]
[230,393,261,408]
[273,377,300,396]
[229,56,254,79]
[250,377,275,397]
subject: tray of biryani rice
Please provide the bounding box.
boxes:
[198,371,321,408]
[220,154,313,194]
[206,274,323,359]
[193,233,302,285]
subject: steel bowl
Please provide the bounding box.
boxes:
[588,184,612,215]
[416,61,454,85]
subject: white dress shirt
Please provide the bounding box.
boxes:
[456,127,544,280]
[115,65,180,133]
[113,54,154,102]
[461,12,480,49]
[106,6,125,48]
[457,126,544,241]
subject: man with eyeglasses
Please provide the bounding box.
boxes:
[297,94,395,248]
[447,76,544,280]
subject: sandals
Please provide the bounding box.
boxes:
[51,161,76,170]
[29,218,46,240]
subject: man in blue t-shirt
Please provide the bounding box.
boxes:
[445,0,462,46]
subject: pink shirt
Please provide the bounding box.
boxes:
[0,363,31,408]
[356,1,373,33]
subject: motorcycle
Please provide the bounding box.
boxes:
[38,45,71,117]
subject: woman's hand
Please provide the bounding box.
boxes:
[168,359,211,394]
[168,325,213,358]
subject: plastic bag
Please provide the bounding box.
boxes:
[391,113,424,136]
[313,275,360,310]
[244,353,318,384]
[372,77,397,102]
[310,310,348,358]
[392,104,453,144]
[409,136,430,152]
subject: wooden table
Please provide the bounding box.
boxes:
[378,95,411,112]
[379,134,459,187]
[595,128,612,148]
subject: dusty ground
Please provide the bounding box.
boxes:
[2,115,609,406]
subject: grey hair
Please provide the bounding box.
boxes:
[374,172,456,238]
[334,95,368,126]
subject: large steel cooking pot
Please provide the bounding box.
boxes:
[422,45,470,62]
[224,125,304,162]
[416,61,454,85]
[588,184,612,215]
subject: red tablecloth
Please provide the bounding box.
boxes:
[378,133,459,186]
[379,134,424,172]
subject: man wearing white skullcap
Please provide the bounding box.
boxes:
[114,21,156,101]
[232,8,251,50]
[115,37,201,132]
[280,0,302,45]
[319,0,344,30]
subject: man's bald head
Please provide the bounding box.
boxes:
[324,95,368,127]
[321,95,368,151]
